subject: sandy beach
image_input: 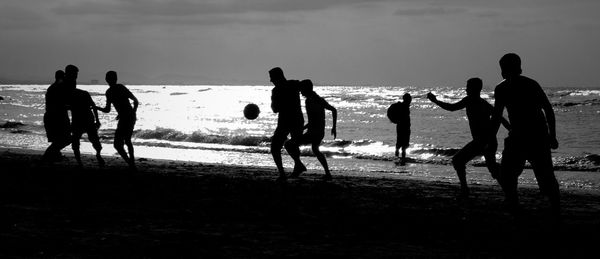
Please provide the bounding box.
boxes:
[1,148,599,258]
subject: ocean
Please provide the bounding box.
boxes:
[1,84,599,190]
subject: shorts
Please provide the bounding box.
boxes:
[501,136,553,177]
[298,130,325,146]
[44,112,71,143]
[71,123,102,151]
[115,115,136,140]
[272,116,304,146]
[396,125,410,148]
[453,138,497,165]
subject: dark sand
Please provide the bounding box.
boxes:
[1,148,599,258]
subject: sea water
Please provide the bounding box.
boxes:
[1,84,599,190]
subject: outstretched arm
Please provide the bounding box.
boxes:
[500,116,511,131]
[93,105,101,128]
[490,91,505,138]
[540,88,558,149]
[126,88,139,114]
[324,100,337,139]
[131,95,139,114]
[86,95,102,128]
[427,92,466,111]
[487,101,511,131]
[96,97,111,113]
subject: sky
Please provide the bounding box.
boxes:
[1,0,599,88]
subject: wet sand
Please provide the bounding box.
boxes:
[1,148,599,258]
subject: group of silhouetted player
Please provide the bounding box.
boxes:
[268,68,338,182]
[270,53,560,214]
[42,53,560,215]
[42,65,138,170]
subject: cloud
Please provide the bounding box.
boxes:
[0,3,51,30]
[53,0,396,16]
[498,19,561,29]
[474,10,501,18]
[88,14,298,29]
[49,0,399,28]
[394,7,467,16]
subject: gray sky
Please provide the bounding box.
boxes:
[1,0,599,87]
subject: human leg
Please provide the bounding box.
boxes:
[396,126,410,165]
[499,138,526,211]
[483,138,500,180]
[71,129,84,166]
[452,141,480,196]
[529,149,560,214]
[42,114,71,163]
[271,127,288,179]
[114,125,132,166]
[288,132,314,178]
[87,127,105,167]
[115,118,136,168]
[124,123,136,168]
[312,142,331,179]
[287,126,306,175]
[42,114,60,161]
[307,132,330,177]
[125,138,135,167]
[395,124,402,157]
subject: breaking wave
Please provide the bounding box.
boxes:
[129,127,600,171]
[134,127,271,146]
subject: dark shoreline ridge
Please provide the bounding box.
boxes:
[1,148,599,257]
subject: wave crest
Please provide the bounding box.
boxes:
[135,127,271,146]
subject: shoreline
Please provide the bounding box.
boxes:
[1,147,600,257]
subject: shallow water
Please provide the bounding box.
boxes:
[1,84,599,190]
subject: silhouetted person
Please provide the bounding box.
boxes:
[389,93,411,165]
[287,79,337,181]
[427,78,510,197]
[491,53,560,214]
[42,69,70,162]
[269,67,305,181]
[69,69,104,167]
[96,71,139,169]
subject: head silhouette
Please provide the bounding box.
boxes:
[63,65,78,90]
[105,71,118,85]
[403,93,412,104]
[55,70,64,82]
[64,64,78,81]
[269,67,286,86]
[300,79,314,97]
[499,53,522,79]
[466,78,483,97]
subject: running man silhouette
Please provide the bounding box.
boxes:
[69,68,104,167]
[287,79,337,181]
[269,67,305,181]
[427,78,510,196]
[42,69,71,162]
[96,71,139,169]
[490,53,560,214]
[388,93,412,165]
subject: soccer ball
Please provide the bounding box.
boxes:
[243,103,260,120]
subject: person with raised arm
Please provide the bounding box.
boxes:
[68,65,104,167]
[96,71,139,170]
[427,78,510,197]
